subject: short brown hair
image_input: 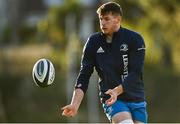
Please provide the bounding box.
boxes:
[96,2,123,16]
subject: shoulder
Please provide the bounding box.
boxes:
[122,27,144,45]
[88,32,102,41]
[121,27,145,51]
[85,32,102,46]
[84,32,102,52]
[122,27,143,40]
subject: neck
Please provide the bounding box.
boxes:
[115,24,120,32]
[106,35,112,41]
[106,26,120,42]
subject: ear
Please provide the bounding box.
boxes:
[117,16,122,23]
[114,15,121,24]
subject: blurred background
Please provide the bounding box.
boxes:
[0,0,180,123]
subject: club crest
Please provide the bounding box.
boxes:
[120,44,128,51]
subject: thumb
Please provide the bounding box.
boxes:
[105,89,112,95]
[61,105,70,110]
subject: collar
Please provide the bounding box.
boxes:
[100,26,123,37]
[100,26,123,41]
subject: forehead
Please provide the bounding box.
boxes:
[98,12,114,18]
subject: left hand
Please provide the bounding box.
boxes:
[105,85,123,106]
[105,89,118,106]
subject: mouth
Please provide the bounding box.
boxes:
[101,27,107,30]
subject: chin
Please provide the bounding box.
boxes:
[102,30,108,35]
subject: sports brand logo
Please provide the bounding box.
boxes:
[97,47,105,53]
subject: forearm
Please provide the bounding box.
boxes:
[70,88,84,110]
[113,85,124,96]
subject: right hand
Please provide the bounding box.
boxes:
[61,104,78,117]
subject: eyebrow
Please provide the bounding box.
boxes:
[99,15,109,18]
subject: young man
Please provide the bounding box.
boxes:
[61,2,148,123]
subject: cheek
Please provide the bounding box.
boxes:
[105,21,113,28]
[109,23,116,29]
[112,20,118,27]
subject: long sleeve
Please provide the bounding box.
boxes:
[75,37,95,94]
[121,34,146,92]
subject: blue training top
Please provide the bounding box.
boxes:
[75,27,146,103]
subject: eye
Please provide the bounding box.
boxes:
[99,17,103,21]
[104,17,110,21]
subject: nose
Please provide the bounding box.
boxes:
[100,20,106,27]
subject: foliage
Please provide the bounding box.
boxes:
[0,0,180,122]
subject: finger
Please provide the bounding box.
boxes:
[62,111,70,116]
[61,106,67,110]
[62,110,72,116]
[66,111,73,117]
[62,111,67,116]
[62,108,70,116]
[62,111,66,116]
[63,109,70,114]
[106,97,116,106]
[106,100,114,106]
[62,111,74,117]
[106,97,112,104]
[61,105,70,110]
[105,89,112,95]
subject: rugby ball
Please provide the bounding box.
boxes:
[32,58,55,87]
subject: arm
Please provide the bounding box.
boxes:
[105,34,145,106]
[61,89,84,117]
[121,34,145,92]
[71,89,84,109]
[61,36,95,117]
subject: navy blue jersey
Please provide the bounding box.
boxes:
[75,27,146,103]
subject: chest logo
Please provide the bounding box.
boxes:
[97,47,105,53]
[120,44,128,52]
